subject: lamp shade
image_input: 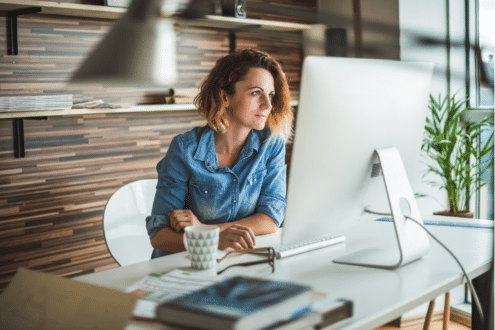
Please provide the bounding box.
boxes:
[70,0,178,87]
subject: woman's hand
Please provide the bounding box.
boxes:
[168,210,202,232]
[218,224,256,251]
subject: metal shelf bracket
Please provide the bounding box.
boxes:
[13,118,25,158]
[13,117,47,158]
[7,7,42,55]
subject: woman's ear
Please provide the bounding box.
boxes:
[220,89,229,105]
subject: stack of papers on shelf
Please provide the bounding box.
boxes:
[71,99,105,109]
[0,95,73,112]
[156,275,325,330]
[71,99,122,109]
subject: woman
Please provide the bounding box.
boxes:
[146,49,293,258]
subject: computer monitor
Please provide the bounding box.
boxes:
[281,56,434,269]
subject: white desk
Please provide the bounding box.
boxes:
[76,215,493,329]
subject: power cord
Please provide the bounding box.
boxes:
[364,209,485,325]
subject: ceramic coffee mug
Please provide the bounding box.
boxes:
[183,225,220,270]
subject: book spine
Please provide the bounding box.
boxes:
[156,304,236,330]
[316,299,353,329]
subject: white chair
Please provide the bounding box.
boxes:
[103,179,157,266]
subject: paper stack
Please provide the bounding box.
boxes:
[0,94,73,112]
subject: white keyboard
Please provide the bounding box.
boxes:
[273,235,346,259]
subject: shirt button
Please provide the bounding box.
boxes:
[233,200,237,203]
[233,179,237,182]
[204,190,208,194]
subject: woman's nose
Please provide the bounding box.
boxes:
[260,93,272,109]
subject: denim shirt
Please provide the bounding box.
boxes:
[146,125,287,258]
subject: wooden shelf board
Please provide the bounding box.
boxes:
[0,100,299,119]
[180,15,313,32]
[0,0,125,19]
[0,103,197,119]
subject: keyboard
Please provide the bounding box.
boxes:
[273,234,346,259]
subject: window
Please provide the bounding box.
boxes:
[476,0,494,108]
[471,0,494,220]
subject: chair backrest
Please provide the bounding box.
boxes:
[103,179,157,266]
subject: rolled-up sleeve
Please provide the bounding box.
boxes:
[256,137,287,227]
[145,215,169,239]
[146,136,190,239]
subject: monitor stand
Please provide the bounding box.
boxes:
[333,147,430,269]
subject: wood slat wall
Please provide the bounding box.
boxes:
[0,2,314,291]
[0,111,206,283]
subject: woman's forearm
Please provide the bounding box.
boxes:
[150,213,278,253]
[150,227,186,253]
[215,213,279,235]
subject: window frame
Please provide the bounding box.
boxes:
[462,0,494,305]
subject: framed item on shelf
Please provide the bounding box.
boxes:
[221,0,247,18]
[102,0,131,7]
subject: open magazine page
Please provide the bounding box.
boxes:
[125,269,221,319]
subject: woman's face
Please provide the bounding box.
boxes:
[223,67,275,132]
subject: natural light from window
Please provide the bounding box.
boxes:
[478,0,493,107]
[477,0,494,220]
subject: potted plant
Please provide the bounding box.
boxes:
[421,93,494,218]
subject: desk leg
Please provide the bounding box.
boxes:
[443,292,450,330]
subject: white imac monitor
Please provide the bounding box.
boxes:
[281,56,434,269]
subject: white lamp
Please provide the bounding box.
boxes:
[70,0,186,87]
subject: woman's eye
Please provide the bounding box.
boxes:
[269,93,275,99]
[252,90,260,95]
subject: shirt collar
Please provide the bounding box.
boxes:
[193,126,218,172]
[241,129,261,157]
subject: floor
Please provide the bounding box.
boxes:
[375,319,470,330]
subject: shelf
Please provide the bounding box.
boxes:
[0,99,299,119]
[0,1,311,55]
[180,15,312,32]
[0,103,197,119]
[0,0,125,19]
[0,1,313,31]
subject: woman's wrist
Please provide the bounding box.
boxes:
[214,222,233,231]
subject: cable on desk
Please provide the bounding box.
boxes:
[364,209,485,325]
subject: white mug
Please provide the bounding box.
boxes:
[183,225,220,270]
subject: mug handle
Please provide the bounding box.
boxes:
[183,232,188,251]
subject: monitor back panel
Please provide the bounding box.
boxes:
[281,57,433,246]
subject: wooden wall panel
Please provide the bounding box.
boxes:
[0,0,315,292]
[0,111,207,289]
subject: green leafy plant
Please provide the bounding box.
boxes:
[422,93,494,216]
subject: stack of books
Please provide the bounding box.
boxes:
[156,276,353,330]
[0,95,73,112]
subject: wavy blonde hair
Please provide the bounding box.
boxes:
[194,49,294,142]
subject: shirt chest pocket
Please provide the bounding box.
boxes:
[189,182,224,201]
[241,169,267,211]
[247,169,267,188]
[188,182,225,221]
[192,184,222,197]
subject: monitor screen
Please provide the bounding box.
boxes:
[281,56,434,253]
